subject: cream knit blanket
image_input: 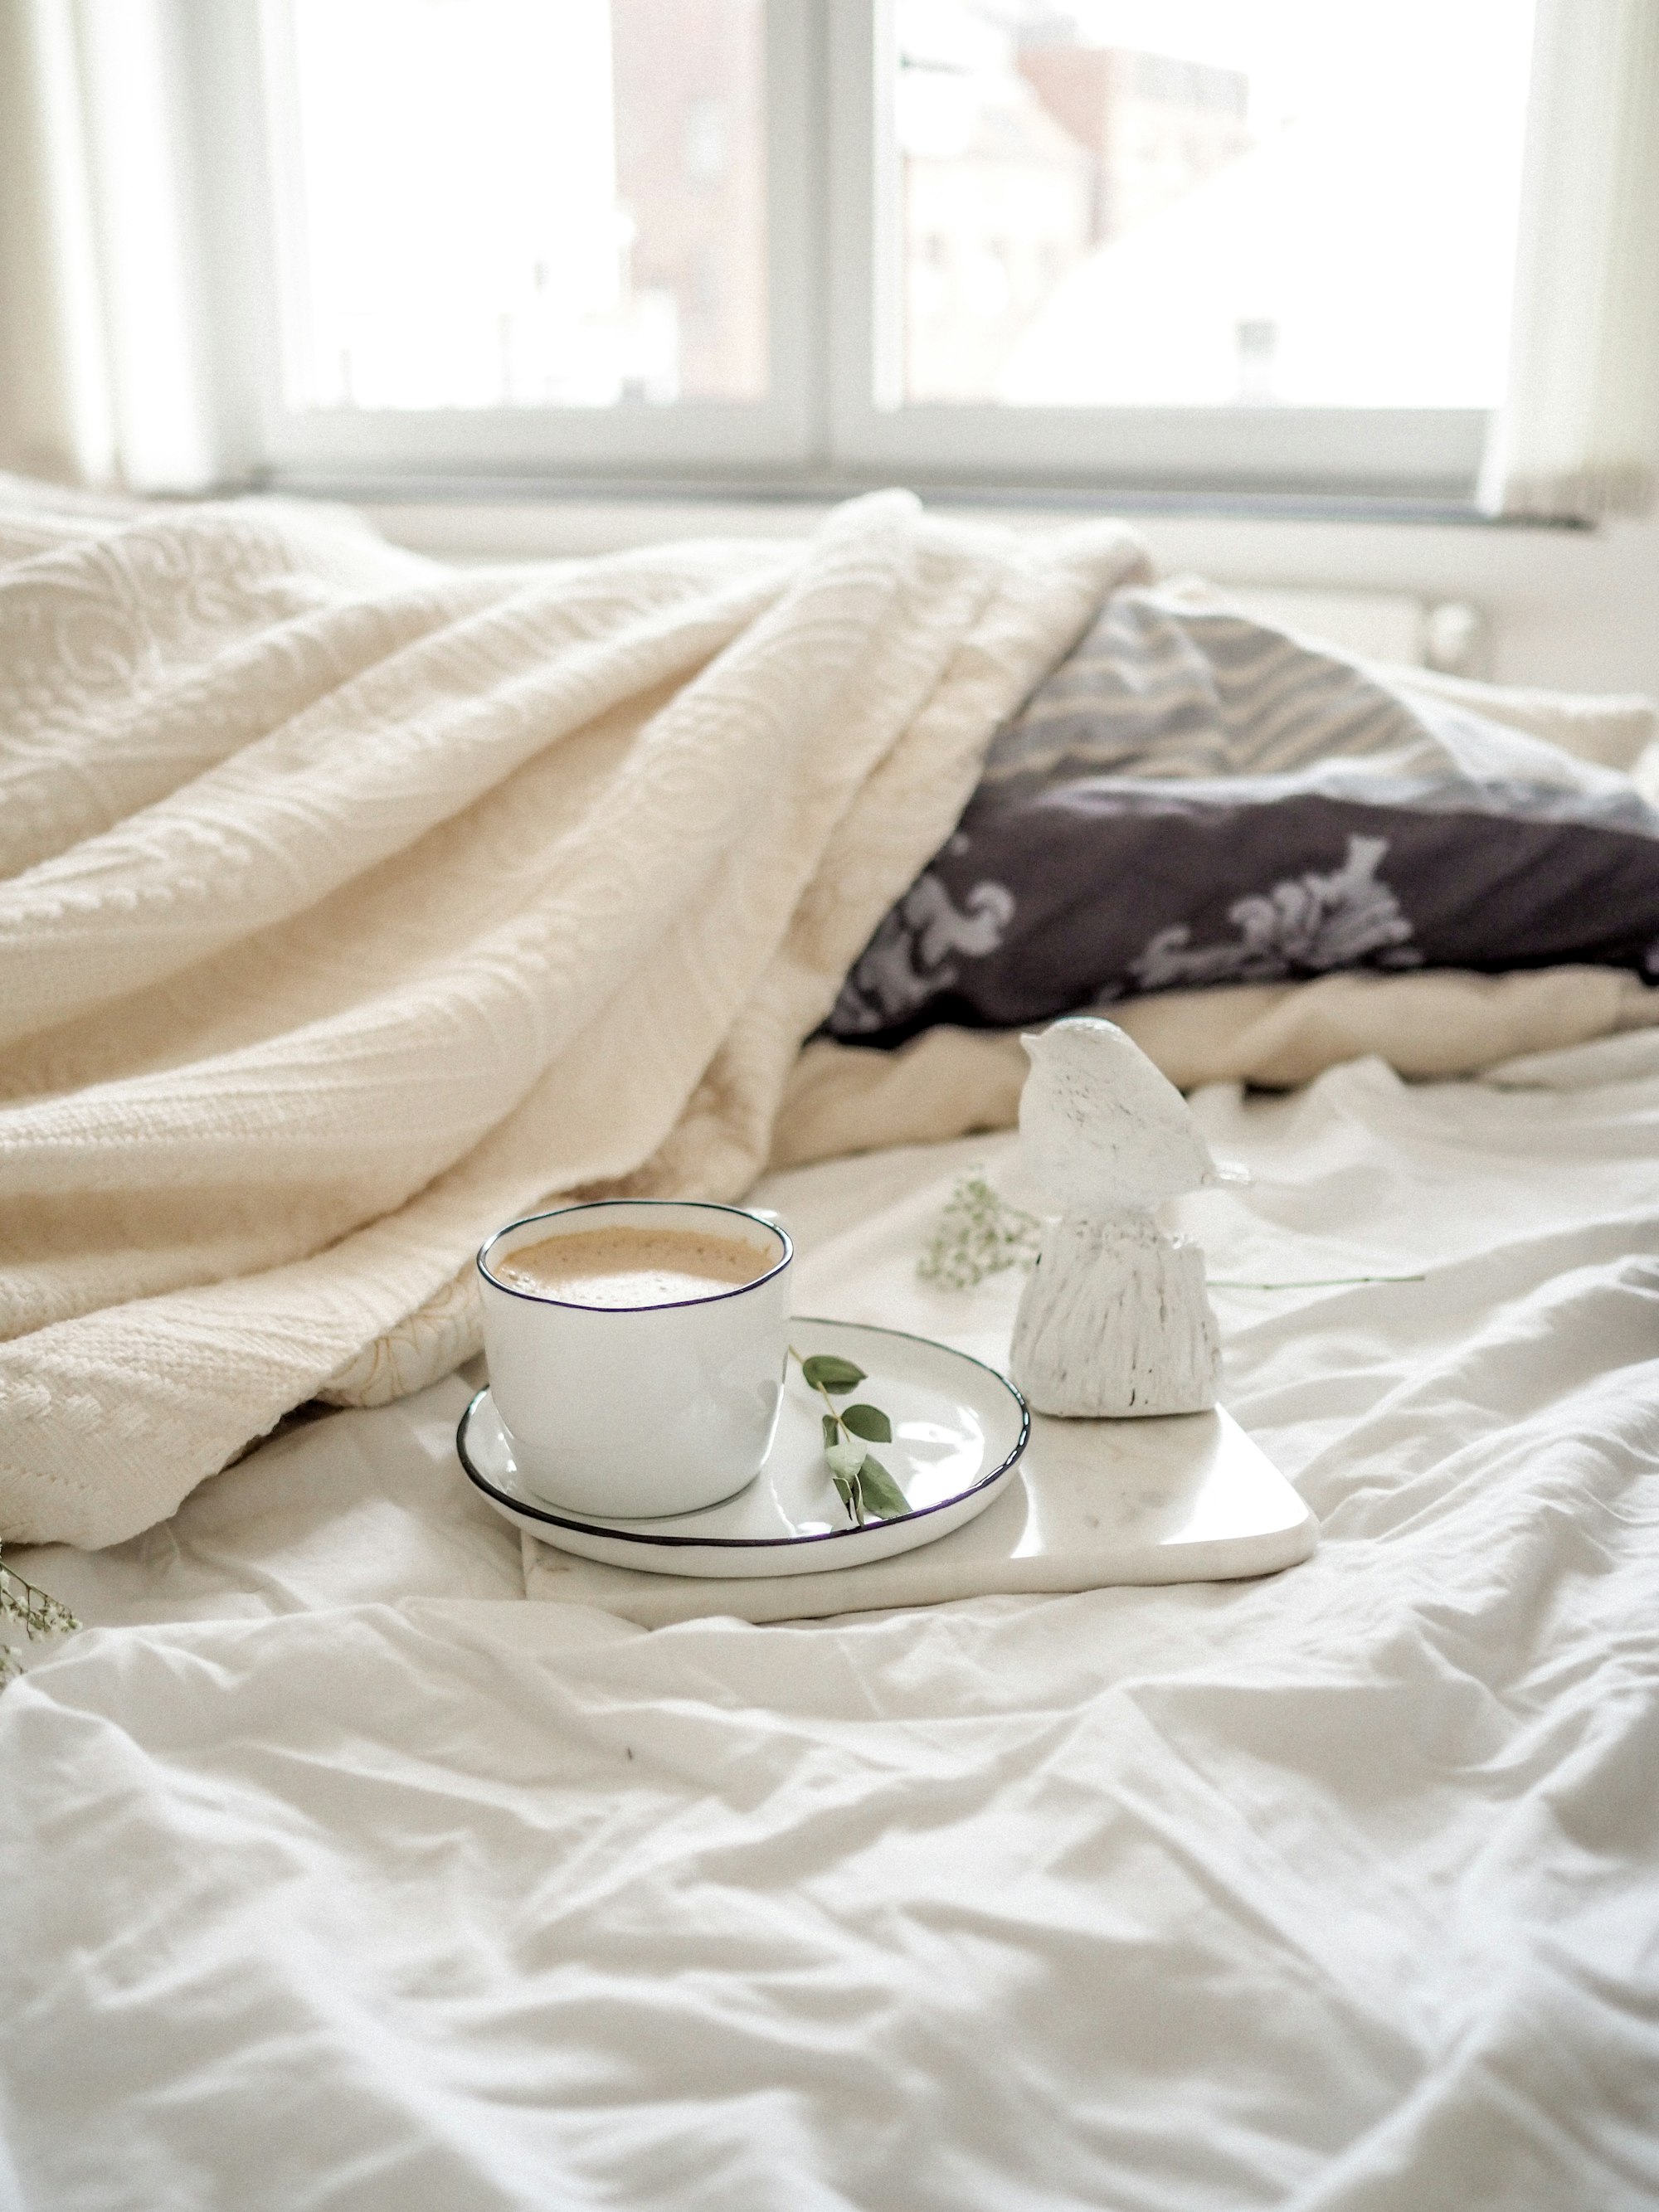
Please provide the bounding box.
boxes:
[0,480,1148,1546]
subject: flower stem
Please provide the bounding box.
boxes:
[1207,1272,1425,1291]
[0,1554,80,1637]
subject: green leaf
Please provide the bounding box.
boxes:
[801,1354,866,1395]
[851,1453,909,1521]
[821,1413,840,1451]
[829,1470,864,1525]
[839,1403,892,1443]
[825,1437,868,1483]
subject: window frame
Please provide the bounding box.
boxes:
[191,0,829,483]
[184,0,1498,503]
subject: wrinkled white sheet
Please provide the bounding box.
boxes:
[4,1038,1659,2210]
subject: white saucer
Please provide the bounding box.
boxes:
[456,1317,1030,1578]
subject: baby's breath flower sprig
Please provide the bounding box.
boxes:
[918,1169,1428,1297]
[790,1349,909,1527]
[917,1170,1043,1290]
[0,1544,81,1688]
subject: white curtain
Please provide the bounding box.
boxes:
[1481,0,1659,522]
[0,0,216,493]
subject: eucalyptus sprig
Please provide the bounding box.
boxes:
[790,1348,909,1527]
[0,1544,81,1689]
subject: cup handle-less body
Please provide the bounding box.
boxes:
[477,1199,792,1519]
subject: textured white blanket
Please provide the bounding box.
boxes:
[0,479,1147,1547]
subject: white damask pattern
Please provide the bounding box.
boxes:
[1130,834,1421,992]
[830,873,1016,1034]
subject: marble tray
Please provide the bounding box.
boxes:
[506,1322,1317,1626]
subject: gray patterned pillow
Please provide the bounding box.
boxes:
[829,590,1659,1043]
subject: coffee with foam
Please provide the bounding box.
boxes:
[495,1223,767,1309]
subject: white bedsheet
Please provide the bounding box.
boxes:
[4,1039,1659,2210]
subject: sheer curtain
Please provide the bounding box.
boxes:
[1481,0,1659,521]
[0,0,216,493]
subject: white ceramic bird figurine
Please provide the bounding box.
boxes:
[1010,1016,1225,1418]
[1019,1019,1225,1212]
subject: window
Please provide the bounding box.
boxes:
[192,0,1537,499]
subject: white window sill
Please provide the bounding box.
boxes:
[270,483,1659,701]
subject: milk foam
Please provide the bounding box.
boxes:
[496,1224,766,1308]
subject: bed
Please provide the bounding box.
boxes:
[3,481,1658,2210]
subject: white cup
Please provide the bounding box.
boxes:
[476,1198,792,1519]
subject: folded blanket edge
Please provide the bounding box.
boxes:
[769,966,1659,1168]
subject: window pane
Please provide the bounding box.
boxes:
[892,1,1535,408]
[270,0,766,411]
